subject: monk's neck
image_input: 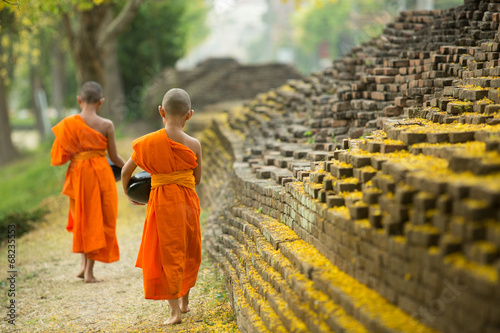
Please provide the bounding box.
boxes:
[80,105,100,115]
[165,125,184,135]
[164,117,186,130]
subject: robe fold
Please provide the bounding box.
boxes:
[131,129,201,300]
[50,114,119,263]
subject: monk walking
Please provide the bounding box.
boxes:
[51,81,125,283]
[121,88,202,325]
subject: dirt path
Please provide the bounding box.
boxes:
[1,139,238,333]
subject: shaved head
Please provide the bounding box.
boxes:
[162,88,191,117]
[80,81,103,104]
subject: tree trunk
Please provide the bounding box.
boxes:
[31,66,51,140]
[71,5,108,87]
[62,1,144,121]
[0,11,18,165]
[102,38,127,122]
[100,6,126,122]
[51,38,66,119]
[0,71,17,166]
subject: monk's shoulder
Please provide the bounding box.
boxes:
[96,116,114,132]
[99,116,114,128]
[183,134,201,155]
[52,114,77,134]
[132,130,162,148]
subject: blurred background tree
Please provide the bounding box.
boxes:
[290,0,464,73]
[117,0,208,120]
[0,3,18,166]
[0,0,208,165]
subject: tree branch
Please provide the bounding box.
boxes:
[1,0,18,6]
[97,0,145,48]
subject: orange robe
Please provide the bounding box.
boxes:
[50,114,119,263]
[131,129,201,300]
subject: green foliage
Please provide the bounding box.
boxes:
[1,0,78,119]
[0,6,19,87]
[0,208,47,242]
[183,0,209,52]
[9,115,36,129]
[291,0,463,73]
[118,1,186,103]
[0,142,64,238]
[215,291,227,302]
[292,0,353,72]
[118,0,208,120]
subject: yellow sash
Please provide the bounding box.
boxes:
[71,150,106,162]
[151,170,195,190]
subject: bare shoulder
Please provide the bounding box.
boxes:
[99,117,115,136]
[183,133,201,154]
[99,116,114,128]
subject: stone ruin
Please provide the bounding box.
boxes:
[199,1,500,332]
[143,57,303,114]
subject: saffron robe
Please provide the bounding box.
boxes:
[131,129,201,300]
[50,114,119,263]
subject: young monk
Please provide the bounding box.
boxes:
[51,81,125,283]
[121,88,202,325]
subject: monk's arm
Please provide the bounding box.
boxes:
[121,158,137,194]
[106,122,126,168]
[193,140,202,185]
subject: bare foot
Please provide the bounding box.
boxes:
[77,253,86,278]
[83,257,99,283]
[164,315,182,325]
[180,291,190,313]
[180,302,190,313]
[84,276,103,283]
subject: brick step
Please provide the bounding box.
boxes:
[224,206,436,333]
[219,238,292,333]
[225,135,500,333]
[303,141,500,266]
[379,117,500,145]
[206,246,275,333]
[220,228,341,333]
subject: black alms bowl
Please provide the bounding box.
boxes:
[108,158,122,182]
[126,171,151,204]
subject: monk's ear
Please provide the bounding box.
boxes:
[158,105,166,118]
[186,109,194,120]
[77,96,82,105]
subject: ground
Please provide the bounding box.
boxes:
[0,136,239,333]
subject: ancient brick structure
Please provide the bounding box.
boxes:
[144,58,303,112]
[200,1,500,332]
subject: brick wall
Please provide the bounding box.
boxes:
[200,1,500,333]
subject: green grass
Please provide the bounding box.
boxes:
[10,117,36,129]
[0,141,65,239]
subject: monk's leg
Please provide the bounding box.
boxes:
[71,200,86,279]
[77,253,86,279]
[84,257,102,283]
[164,299,182,325]
[180,290,190,313]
